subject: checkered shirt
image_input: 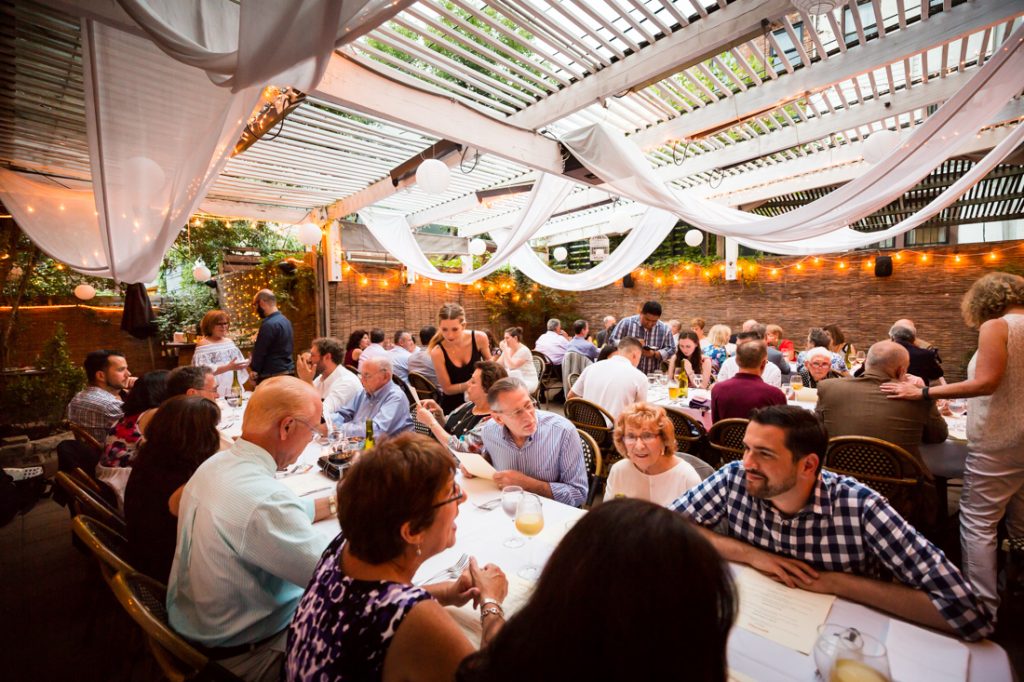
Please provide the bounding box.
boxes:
[607,315,675,375]
[67,386,124,444]
[669,462,993,640]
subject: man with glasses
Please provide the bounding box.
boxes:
[329,355,413,438]
[709,340,786,423]
[168,377,335,680]
[478,378,588,507]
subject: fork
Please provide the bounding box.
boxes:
[414,553,469,586]
[473,497,502,511]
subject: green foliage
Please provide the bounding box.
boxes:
[270,262,317,313]
[163,218,301,282]
[155,285,218,342]
[0,225,114,303]
[0,324,85,429]
[479,269,578,342]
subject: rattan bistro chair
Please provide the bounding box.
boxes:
[55,470,126,535]
[71,515,133,586]
[529,355,545,403]
[110,571,242,682]
[532,351,564,404]
[576,429,604,508]
[824,436,935,530]
[663,408,712,465]
[707,418,749,466]
[564,398,617,467]
[407,372,439,403]
[69,421,103,455]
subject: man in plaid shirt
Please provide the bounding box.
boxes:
[606,300,675,375]
[66,349,134,443]
[670,405,992,640]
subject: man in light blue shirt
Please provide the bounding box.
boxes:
[408,325,439,386]
[167,376,335,681]
[565,319,599,361]
[388,330,415,382]
[478,377,588,507]
[331,355,413,438]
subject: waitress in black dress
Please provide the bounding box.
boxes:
[428,303,493,413]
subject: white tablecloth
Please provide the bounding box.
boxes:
[277,452,1010,681]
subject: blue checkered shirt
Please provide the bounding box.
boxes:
[669,462,993,640]
[607,315,675,375]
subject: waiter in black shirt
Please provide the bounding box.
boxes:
[250,289,295,383]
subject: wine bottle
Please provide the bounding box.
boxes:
[230,369,244,403]
[364,417,375,450]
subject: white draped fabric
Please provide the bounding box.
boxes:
[116,0,388,92]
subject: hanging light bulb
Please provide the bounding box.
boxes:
[468,238,487,256]
[552,246,568,262]
[74,283,96,301]
[192,261,211,282]
[684,229,704,247]
[298,223,323,247]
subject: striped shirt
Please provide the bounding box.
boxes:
[331,380,413,438]
[167,440,329,647]
[607,315,675,375]
[67,386,123,443]
[479,411,588,507]
[670,462,993,640]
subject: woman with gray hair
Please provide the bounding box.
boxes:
[883,272,1024,616]
[798,347,843,388]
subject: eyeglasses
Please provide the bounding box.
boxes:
[431,481,465,508]
[623,432,661,443]
[498,401,535,419]
[292,416,327,441]
[808,361,831,368]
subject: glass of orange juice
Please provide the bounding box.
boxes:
[515,493,545,580]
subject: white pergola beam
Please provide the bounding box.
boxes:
[407,194,483,228]
[631,0,1024,150]
[507,0,794,131]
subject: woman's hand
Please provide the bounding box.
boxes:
[416,403,443,427]
[469,557,508,608]
[432,568,479,607]
[880,380,924,400]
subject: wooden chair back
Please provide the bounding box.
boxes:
[55,470,126,534]
[407,372,439,402]
[69,421,103,454]
[707,418,749,466]
[71,515,133,584]
[576,429,604,507]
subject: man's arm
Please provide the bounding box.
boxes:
[250,324,270,375]
[805,571,956,634]
[921,401,949,444]
[658,326,675,361]
[693,526,820,587]
[492,470,553,499]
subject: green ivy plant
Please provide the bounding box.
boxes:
[479,269,578,342]
[0,324,85,435]
[155,285,218,342]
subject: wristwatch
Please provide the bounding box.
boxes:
[328,495,337,516]
[922,386,930,400]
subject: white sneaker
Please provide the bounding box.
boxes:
[3,466,43,481]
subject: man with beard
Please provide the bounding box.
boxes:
[669,406,992,641]
[250,289,294,384]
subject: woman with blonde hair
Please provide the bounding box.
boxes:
[429,303,493,413]
[883,272,1024,616]
[705,324,731,373]
[605,402,702,506]
[192,309,250,397]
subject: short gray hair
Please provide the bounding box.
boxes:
[363,354,393,375]
[546,318,561,332]
[804,347,832,363]
[487,376,528,410]
[888,324,916,343]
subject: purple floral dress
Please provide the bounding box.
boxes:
[286,533,432,682]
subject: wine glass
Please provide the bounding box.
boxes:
[855,350,866,366]
[946,398,967,418]
[515,493,545,580]
[327,428,343,453]
[692,374,703,390]
[814,625,890,682]
[790,374,804,395]
[501,486,525,548]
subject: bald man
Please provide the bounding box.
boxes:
[168,377,333,681]
[251,289,294,383]
[816,340,947,464]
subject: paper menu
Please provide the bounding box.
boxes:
[450,448,497,479]
[734,566,836,655]
[886,619,969,682]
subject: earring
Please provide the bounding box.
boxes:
[416,544,422,556]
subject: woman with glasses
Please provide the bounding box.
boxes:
[192,309,250,397]
[604,403,701,506]
[416,361,507,454]
[286,433,508,682]
[798,346,843,388]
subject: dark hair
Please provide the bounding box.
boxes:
[121,370,169,416]
[749,405,828,474]
[338,433,457,564]
[640,301,662,316]
[418,325,437,346]
[199,310,230,337]
[673,331,704,373]
[369,328,385,344]
[597,342,617,361]
[822,324,845,346]
[134,395,221,474]
[572,319,588,336]
[312,337,344,364]
[166,365,212,398]
[503,326,523,340]
[457,499,736,682]
[83,350,124,384]
[346,330,368,351]
[807,327,832,349]
[474,360,507,393]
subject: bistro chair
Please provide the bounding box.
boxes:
[69,421,103,455]
[529,355,545,403]
[344,364,359,375]
[662,407,713,465]
[71,515,133,586]
[532,351,563,404]
[407,372,439,403]
[566,372,580,391]
[824,436,935,531]
[576,429,604,508]
[70,466,104,496]
[110,571,242,682]
[55,470,126,535]
[707,418,749,466]
[678,453,716,481]
[564,398,617,466]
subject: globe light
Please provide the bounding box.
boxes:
[416,158,450,194]
[684,229,704,247]
[552,246,568,262]
[468,238,487,256]
[862,129,900,165]
[192,263,212,282]
[297,222,323,247]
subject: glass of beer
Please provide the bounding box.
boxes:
[814,625,891,682]
[515,493,545,580]
[668,380,681,401]
[790,375,804,394]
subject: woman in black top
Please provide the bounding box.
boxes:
[123,395,222,582]
[428,303,492,413]
[416,361,507,453]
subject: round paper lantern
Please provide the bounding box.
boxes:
[416,159,450,195]
[552,246,568,262]
[297,222,323,247]
[125,156,165,197]
[790,0,842,16]
[862,129,899,165]
[192,263,211,282]
[74,283,96,301]
[684,229,704,247]
[468,238,487,256]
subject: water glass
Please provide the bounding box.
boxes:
[692,374,702,390]
[501,485,524,548]
[814,625,890,682]
[946,398,967,419]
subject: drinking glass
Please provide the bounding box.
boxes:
[946,398,967,418]
[814,625,891,682]
[790,375,804,395]
[667,380,680,402]
[501,486,525,548]
[855,350,866,365]
[692,374,702,390]
[515,493,545,580]
[327,429,343,453]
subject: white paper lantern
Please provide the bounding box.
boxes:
[74,283,96,301]
[297,222,323,247]
[416,159,450,195]
[552,246,568,262]
[789,0,842,16]
[468,238,487,256]
[684,229,704,247]
[192,263,211,282]
[862,129,900,165]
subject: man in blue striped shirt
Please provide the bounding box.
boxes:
[478,378,588,507]
[607,300,675,375]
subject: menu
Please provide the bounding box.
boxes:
[450,448,497,479]
[734,566,836,655]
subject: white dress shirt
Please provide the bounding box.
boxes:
[715,356,783,387]
[569,355,648,421]
[534,331,569,365]
[313,367,362,419]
